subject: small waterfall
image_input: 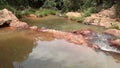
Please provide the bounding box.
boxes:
[89,32,120,53]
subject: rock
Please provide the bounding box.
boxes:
[83,5,120,28]
[41,29,86,45]
[110,39,120,47]
[28,14,37,18]
[29,26,38,30]
[0,8,29,29]
[104,29,120,37]
[72,29,93,39]
[0,9,18,26]
[10,21,29,29]
[66,12,82,19]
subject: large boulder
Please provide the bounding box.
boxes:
[104,29,120,37]
[0,9,28,29]
[0,9,18,25]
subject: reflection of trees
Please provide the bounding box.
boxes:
[0,31,34,68]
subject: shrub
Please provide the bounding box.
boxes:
[110,23,120,30]
[83,7,97,17]
[77,17,85,23]
[35,9,57,17]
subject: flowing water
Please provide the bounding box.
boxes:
[0,16,120,68]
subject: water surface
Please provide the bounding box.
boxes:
[14,39,120,68]
[21,15,105,32]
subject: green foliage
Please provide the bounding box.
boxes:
[83,7,97,17]
[35,8,57,17]
[102,0,114,9]
[42,0,56,9]
[77,17,85,23]
[110,23,120,30]
[115,0,120,18]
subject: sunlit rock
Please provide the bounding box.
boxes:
[83,5,120,28]
[66,12,82,19]
[104,29,120,37]
[0,8,28,29]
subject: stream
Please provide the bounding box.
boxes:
[0,15,120,68]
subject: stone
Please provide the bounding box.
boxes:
[10,21,29,29]
[83,5,119,28]
[110,39,120,47]
[0,9,18,26]
[66,12,82,19]
[0,8,29,29]
[29,26,38,30]
[104,29,120,37]
[28,14,37,18]
[41,29,86,45]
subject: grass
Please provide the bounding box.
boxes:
[35,8,57,17]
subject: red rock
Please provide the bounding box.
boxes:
[104,29,120,37]
[110,39,120,47]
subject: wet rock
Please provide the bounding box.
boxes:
[72,29,93,40]
[66,12,82,19]
[42,29,86,45]
[110,39,120,47]
[104,29,120,37]
[83,5,120,28]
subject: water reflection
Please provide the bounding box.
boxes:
[15,39,120,68]
[0,29,34,68]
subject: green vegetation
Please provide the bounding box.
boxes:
[0,0,119,18]
[35,8,57,17]
[110,23,120,30]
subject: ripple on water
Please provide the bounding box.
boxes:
[14,39,120,68]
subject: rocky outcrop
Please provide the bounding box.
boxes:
[42,29,86,45]
[104,29,120,37]
[110,39,120,47]
[66,12,82,19]
[83,5,120,28]
[0,9,28,29]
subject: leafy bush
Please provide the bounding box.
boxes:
[110,23,120,30]
[35,9,57,17]
[83,7,97,17]
[115,0,120,18]
[77,17,85,23]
